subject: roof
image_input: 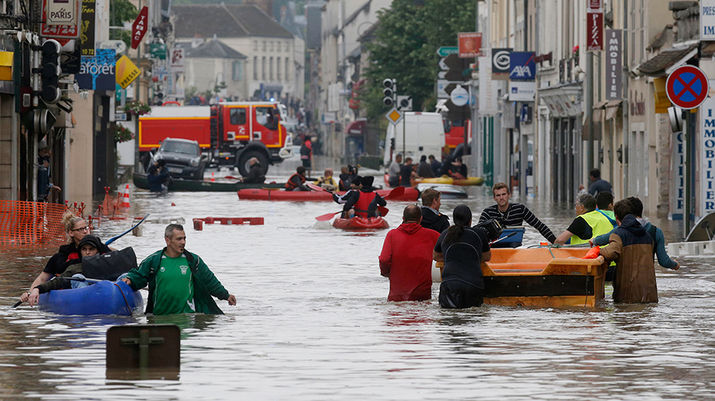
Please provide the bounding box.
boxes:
[637,44,697,76]
[178,40,247,59]
[173,4,294,40]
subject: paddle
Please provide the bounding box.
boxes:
[12,276,106,307]
[105,214,150,245]
[307,182,328,192]
[490,231,518,245]
[315,206,389,221]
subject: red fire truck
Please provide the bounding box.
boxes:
[138,102,289,176]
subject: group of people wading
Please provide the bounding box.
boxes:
[380,182,681,308]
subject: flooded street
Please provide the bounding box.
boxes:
[1,170,714,400]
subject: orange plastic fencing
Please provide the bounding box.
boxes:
[0,200,69,248]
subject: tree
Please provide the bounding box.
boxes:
[364,0,475,120]
[110,0,138,48]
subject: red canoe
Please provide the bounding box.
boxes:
[237,187,419,202]
[332,216,389,230]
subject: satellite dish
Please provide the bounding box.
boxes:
[99,40,127,55]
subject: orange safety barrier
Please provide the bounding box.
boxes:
[0,200,69,248]
[192,217,264,231]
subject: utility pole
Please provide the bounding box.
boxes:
[622,0,629,195]
[471,1,480,178]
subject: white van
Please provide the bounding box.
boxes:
[383,112,445,165]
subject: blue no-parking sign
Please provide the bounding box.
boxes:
[666,65,709,110]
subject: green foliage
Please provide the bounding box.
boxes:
[364,0,476,120]
[109,0,138,48]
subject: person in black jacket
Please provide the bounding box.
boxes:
[241,157,265,184]
[18,212,110,305]
[420,188,449,233]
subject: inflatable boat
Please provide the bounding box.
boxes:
[332,216,389,230]
[38,280,143,316]
[414,176,484,186]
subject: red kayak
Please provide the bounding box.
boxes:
[237,187,419,201]
[332,216,389,230]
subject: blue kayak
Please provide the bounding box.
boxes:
[38,280,143,316]
[491,227,526,248]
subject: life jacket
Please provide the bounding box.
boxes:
[571,210,615,245]
[285,173,305,190]
[596,209,617,228]
[354,191,377,218]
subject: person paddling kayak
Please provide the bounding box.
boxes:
[340,176,386,218]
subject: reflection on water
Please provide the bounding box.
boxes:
[0,178,714,399]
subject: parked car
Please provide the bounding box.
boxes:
[152,138,207,180]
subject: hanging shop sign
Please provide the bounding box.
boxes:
[76,49,115,91]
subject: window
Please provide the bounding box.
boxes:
[269,57,274,81]
[276,57,281,81]
[285,57,290,80]
[255,107,277,129]
[232,61,243,81]
[253,40,257,51]
[262,56,266,80]
[230,108,246,125]
[262,41,266,51]
[253,57,257,80]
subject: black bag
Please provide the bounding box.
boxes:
[81,247,138,281]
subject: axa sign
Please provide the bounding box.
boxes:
[509,52,536,81]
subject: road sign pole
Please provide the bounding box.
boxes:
[685,110,694,238]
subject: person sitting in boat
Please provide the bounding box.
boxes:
[387,154,402,188]
[598,199,659,304]
[379,204,441,302]
[434,205,492,309]
[554,193,614,246]
[428,154,442,177]
[399,157,415,187]
[446,157,468,180]
[340,176,386,219]
[285,166,310,191]
[315,168,338,192]
[478,182,557,244]
[417,155,434,178]
[122,223,237,315]
[420,188,450,233]
[26,235,136,306]
[18,212,110,305]
[240,157,265,184]
[147,159,170,192]
[332,175,361,206]
[591,196,679,273]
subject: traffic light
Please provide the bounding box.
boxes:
[40,39,61,104]
[382,78,396,106]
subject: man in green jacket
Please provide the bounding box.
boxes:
[122,224,236,315]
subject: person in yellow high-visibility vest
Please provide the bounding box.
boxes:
[554,194,614,245]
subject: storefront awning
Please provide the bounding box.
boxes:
[346,119,366,136]
[539,83,582,118]
[636,44,697,77]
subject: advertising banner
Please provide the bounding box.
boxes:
[41,0,81,39]
[458,32,482,58]
[509,52,535,81]
[701,0,715,41]
[80,0,95,56]
[76,49,116,91]
[605,29,622,100]
[587,11,603,51]
[699,95,715,216]
[116,55,141,89]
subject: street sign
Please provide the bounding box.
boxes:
[385,107,403,125]
[436,46,458,57]
[397,95,412,111]
[131,6,148,49]
[666,65,709,110]
[450,85,469,106]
